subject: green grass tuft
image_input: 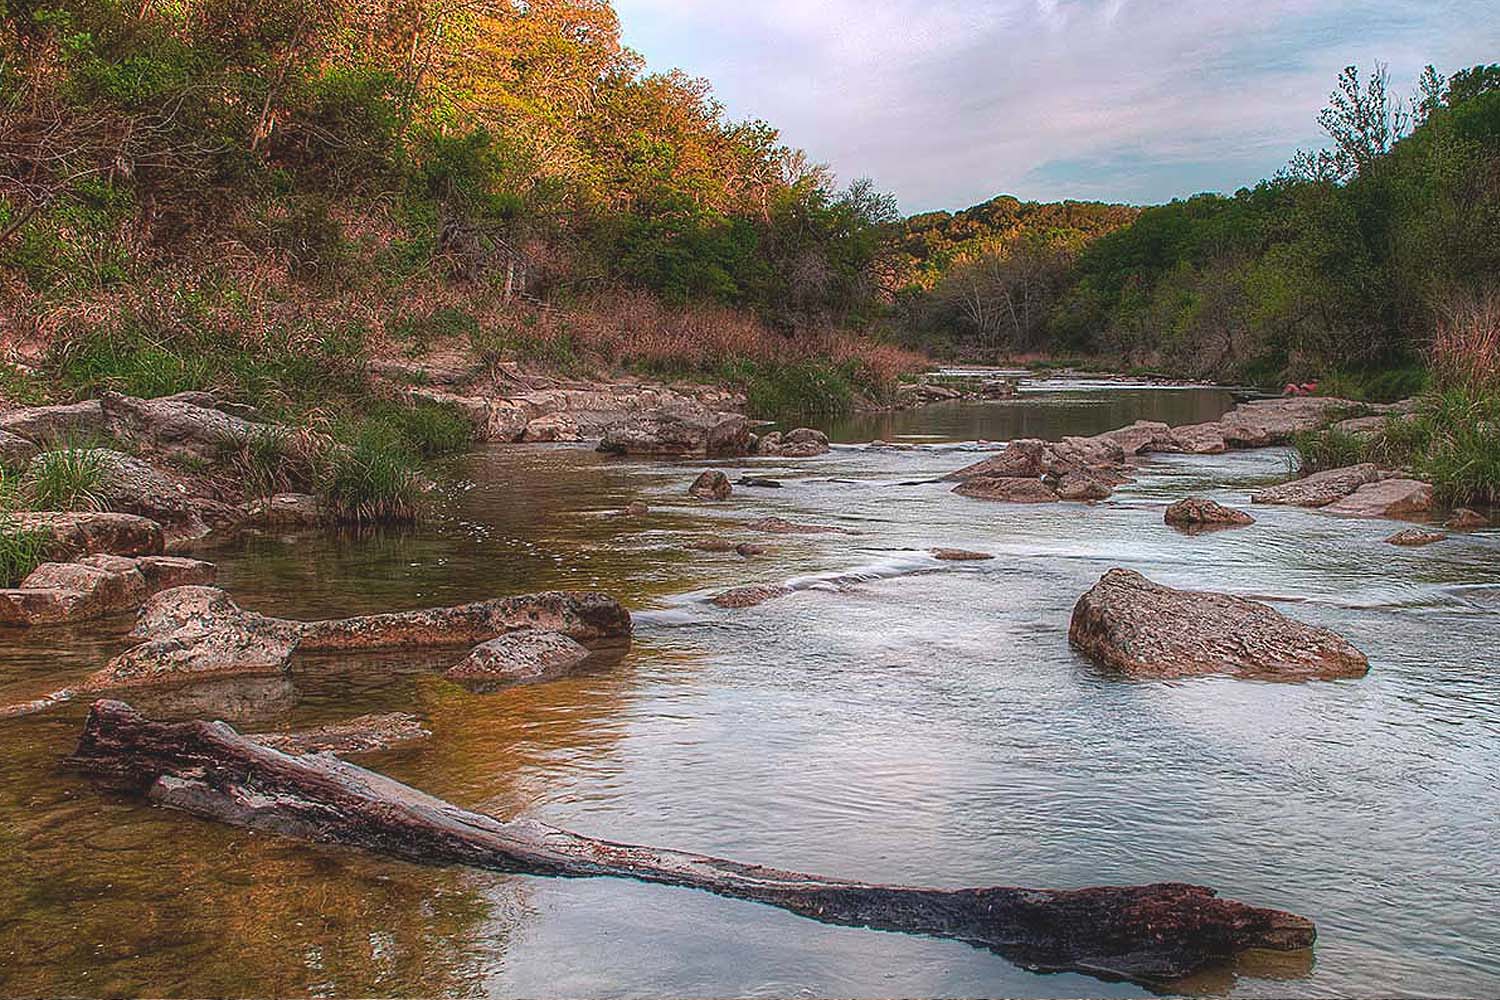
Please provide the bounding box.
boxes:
[313,423,423,524]
[22,448,107,512]
[0,519,48,588]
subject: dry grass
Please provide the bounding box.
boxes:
[1432,289,1500,393]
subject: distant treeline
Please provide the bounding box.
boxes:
[893,63,1500,388]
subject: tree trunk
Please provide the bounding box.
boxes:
[69,700,1316,986]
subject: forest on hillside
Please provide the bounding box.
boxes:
[899,64,1500,394]
[1,0,1497,401]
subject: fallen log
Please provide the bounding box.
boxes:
[71,700,1315,985]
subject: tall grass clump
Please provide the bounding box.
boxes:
[314,423,423,524]
[22,448,107,511]
[371,400,474,459]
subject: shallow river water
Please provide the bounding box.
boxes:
[2,381,1498,997]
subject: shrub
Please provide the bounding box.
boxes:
[1292,428,1371,474]
[727,359,857,417]
[23,448,106,511]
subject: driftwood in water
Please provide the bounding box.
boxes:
[71,700,1315,985]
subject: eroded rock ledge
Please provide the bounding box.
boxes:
[69,699,1317,987]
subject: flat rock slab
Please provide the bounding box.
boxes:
[8,511,164,560]
[0,428,40,468]
[1387,529,1447,547]
[952,477,1059,503]
[1069,569,1369,682]
[446,630,592,685]
[930,548,995,561]
[1165,498,1255,527]
[711,584,793,608]
[1323,479,1434,519]
[1168,423,1228,455]
[1252,465,1383,508]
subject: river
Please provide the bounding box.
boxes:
[2,379,1497,997]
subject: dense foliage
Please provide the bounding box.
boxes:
[0,0,899,335]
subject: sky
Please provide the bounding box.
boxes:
[613,0,1500,213]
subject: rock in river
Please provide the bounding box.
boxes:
[446,630,592,685]
[1164,498,1255,528]
[689,470,733,500]
[1322,478,1433,519]
[599,405,751,457]
[1447,508,1490,530]
[1251,464,1383,508]
[952,477,1059,503]
[1387,528,1447,547]
[6,511,165,560]
[1068,569,1369,681]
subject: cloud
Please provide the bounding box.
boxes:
[614,0,1500,211]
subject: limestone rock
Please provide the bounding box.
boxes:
[599,406,751,457]
[1164,498,1255,528]
[930,548,995,561]
[1169,423,1228,455]
[7,511,164,560]
[1387,529,1447,547]
[1069,569,1369,681]
[0,429,39,469]
[445,630,591,684]
[1447,508,1490,530]
[711,584,793,609]
[1252,465,1383,508]
[952,477,1060,503]
[1322,479,1433,519]
[0,400,106,445]
[689,470,733,500]
[748,517,847,534]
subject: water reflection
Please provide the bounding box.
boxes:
[1,386,1498,997]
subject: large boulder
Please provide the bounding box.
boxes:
[1322,479,1434,519]
[1069,569,1369,681]
[947,440,1049,480]
[445,630,592,684]
[952,477,1060,503]
[1164,498,1255,528]
[241,493,325,529]
[103,587,304,687]
[599,406,751,457]
[98,391,286,461]
[1252,464,1383,508]
[6,511,164,560]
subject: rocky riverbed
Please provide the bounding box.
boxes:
[1,378,1497,997]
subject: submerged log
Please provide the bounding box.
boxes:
[71,700,1315,985]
